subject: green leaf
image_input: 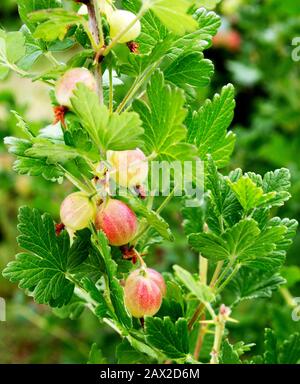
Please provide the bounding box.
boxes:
[164,52,214,89]
[264,329,278,364]
[147,0,198,35]
[116,339,155,364]
[181,203,204,236]
[5,32,26,63]
[93,231,132,328]
[261,168,291,207]
[17,25,44,70]
[2,207,90,307]
[0,30,26,70]
[53,295,85,320]
[87,343,107,364]
[133,70,197,160]
[0,64,9,80]
[173,8,221,52]
[18,0,62,31]
[157,278,185,321]
[130,198,174,241]
[205,157,242,233]
[29,9,82,42]
[281,266,300,288]
[220,340,241,364]
[279,333,300,364]
[173,265,215,303]
[123,0,169,54]
[189,218,287,267]
[187,84,236,167]
[25,138,89,164]
[227,176,276,213]
[145,316,189,359]
[229,268,286,306]
[71,84,144,151]
[5,136,64,181]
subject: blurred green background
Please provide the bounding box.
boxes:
[1,0,300,363]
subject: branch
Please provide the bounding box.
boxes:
[87,1,104,104]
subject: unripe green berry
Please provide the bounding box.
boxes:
[124,268,166,318]
[60,192,97,231]
[108,10,141,43]
[95,199,138,246]
[55,68,97,108]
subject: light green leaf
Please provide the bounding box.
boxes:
[29,9,82,42]
[227,176,276,213]
[146,0,198,35]
[187,84,236,168]
[173,265,215,303]
[71,84,144,152]
[0,30,26,70]
[18,0,62,31]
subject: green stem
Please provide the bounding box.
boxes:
[58,164,94,194]
[280,286,297,307]
[116,60,161,113]
[156,188,175,214]
[87,2,104,104]
[45,52,62,67]
[109,65,114,113]
[93,0,105,47]
[199,255,208,285]
[216,263,241,295]
[209,260,224,288]
[210,317,225,364]
[131,189,175,244]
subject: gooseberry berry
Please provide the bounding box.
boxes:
[95,199,138,246]
[107,148,148,188]
[55,68,97,108]
[108,10,141,43]
[124,267,166,318]
[60,192,97,231]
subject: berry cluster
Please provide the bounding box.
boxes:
[56,5,163,318]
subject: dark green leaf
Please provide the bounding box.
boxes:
[145,316,189,359]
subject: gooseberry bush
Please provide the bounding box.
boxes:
[1,0,299,364]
